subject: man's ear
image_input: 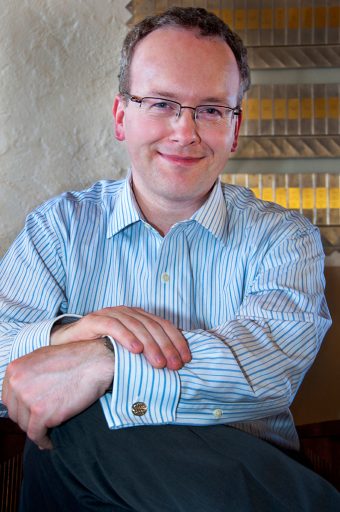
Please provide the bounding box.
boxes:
[112,95,126,141]
[230,111,242,153]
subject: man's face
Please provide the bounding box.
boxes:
[113,27,241,210]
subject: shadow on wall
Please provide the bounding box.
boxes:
[292,265,340,425]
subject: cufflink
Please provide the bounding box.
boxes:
[131,402,147,416]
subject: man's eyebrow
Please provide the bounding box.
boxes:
[147,90,229,104]
[200,97,230,104]
[147,90,179,100]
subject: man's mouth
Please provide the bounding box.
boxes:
[158,152,205,165]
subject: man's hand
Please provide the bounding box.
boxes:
[51,306,191,370]
[2,306,191,450]
[2,339,114,450]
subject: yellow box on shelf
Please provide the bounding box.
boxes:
[288,7,299,30]
[330,189,340,209]
[288,188,301,209]
[247,9,260,30]
[316,187,327,208]
[220,174,340,215]
[234,9,246,30]
[275,188,288,208]
[262,187,274,202]
[302,189,314,210]
[261,8,273,30]
[221,9,232,27]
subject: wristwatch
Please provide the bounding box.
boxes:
[103,337,115,393]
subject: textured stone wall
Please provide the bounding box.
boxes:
[0,0,129,257]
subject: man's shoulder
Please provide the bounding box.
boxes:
[34,179,126,217]
[220,182,316,239]
[22,179,128,239]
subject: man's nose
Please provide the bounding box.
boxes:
[169,107,201,145]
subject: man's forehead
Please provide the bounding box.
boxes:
[128,26,240,102]
[131,26,235,63]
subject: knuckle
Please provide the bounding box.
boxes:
[27,399,51,425]
[5,360,18,379]
[19,389,33,408]
[112,305,124,311]
[143,317,159,331]
[5,373,22,397]
[160,318,172,328]
[133,307,146,314]
[30,401,47,421]
[122,332,139,345]
[127,317,142,330]
[94,316,120,335]
[101,317,117,332]
[26,429,38,442]
[110,306,129,315]
[82,312,99,326]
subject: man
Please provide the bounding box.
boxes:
[1,6,339,511]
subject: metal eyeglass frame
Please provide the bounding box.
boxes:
[123,92,242,124]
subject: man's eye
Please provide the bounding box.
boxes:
[199,107,223,117]
[151,101,174,110]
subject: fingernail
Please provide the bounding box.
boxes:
[154,355,165,366]
[130,341,141,351]
[170,355,181,367]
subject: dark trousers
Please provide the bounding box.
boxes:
[20,401,340,512]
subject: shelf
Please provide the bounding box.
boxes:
[248,44,340,69]
[232,136,340,159]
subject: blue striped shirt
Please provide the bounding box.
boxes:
[0,176,331,450]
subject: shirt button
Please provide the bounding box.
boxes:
[213,408,223,419]
[131,402,148,416]
[161,272,170,283]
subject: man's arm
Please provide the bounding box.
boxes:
[103,227,331,437]
[2,339,115,449]
[50,306,191,370]
[0,204,190,448]
[1,307,190,449]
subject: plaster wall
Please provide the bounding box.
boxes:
[0,0,129,257]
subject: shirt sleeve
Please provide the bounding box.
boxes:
[103,227,331,430]
[0,207,67,412]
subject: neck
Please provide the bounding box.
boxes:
[131,182,210,237]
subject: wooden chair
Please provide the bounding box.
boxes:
[297,420,340,491]
[0,418,25,512]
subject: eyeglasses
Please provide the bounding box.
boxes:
[124,93,241,128]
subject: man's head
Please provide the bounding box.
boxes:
[113,7,249,225]
[119,7,250,104]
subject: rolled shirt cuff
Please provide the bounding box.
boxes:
[100,337,181,429]
[10,314,81,361]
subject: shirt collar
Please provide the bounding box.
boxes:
[191,178,228,244]
[106,172,142,238]
[107,174,228,244]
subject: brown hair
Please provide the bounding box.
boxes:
[118,6,250,104]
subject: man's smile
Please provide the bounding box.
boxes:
[157,151,205,165]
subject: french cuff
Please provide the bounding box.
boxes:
[10,313,81,361]
[100,337,181,429]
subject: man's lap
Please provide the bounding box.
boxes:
[20,401,340,512]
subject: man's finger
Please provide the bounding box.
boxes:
[25,404,53,449]
[37,436,53,451]
[130,309,192,364]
